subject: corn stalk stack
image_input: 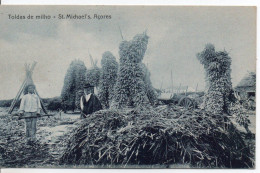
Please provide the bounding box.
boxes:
[197,44,251,133]
[59,105,253,168]
[112,32,157,109]
[98,51,119,108]
[197,44,232,115]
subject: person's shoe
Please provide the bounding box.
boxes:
[31,136,37,141]
[26,140,32,145]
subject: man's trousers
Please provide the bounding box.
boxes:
[24,112,37,141]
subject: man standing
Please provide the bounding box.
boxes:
[80,83,102,118]
[19,84,42,144]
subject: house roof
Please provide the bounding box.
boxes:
[235,72,256,91]
[162,86,196,92]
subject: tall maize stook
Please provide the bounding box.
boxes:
[112,32,155,108]
[197,44,232,114]
[99,51,119,108]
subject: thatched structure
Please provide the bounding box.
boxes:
[235,72,256,99]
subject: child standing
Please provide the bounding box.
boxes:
[19,84,42,143]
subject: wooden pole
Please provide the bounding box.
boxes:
[29,61,37,75]
[171,70,174,93]
[88,50,94,67]
[8,62,45,115]
[177,83,182,94]
[195,83,198,93]
[34,88,48,115]
[185,86,188,96]
[118,25,124,40]
[12,113,55,119]
[59,110,62,120]
[160,78,164,91]
[8,62,37,114]
[27,64,48,115]
[8,80,26,114]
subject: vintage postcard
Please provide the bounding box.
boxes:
[0,6,256,168]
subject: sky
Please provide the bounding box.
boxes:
[0,6,256,99]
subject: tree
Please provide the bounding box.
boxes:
[112,32,157,109]
[61,60,87,111]
[197,44,232,114]
[99,51,118,108]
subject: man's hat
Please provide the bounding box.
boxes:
[84,83,94,89]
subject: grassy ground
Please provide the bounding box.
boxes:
[0,107,256,168]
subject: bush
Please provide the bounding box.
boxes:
[42,97,62,111]
[0,99,21,108]
[0,99,13,107]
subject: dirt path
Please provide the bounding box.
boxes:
[38,113,81,161]
[0,112,81,167]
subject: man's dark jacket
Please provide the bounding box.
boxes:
[81,94,102,118]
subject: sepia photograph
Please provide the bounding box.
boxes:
[0,6,256,169]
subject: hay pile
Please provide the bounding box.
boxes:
[59,105,253,168]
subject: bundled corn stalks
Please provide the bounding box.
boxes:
[229,102,251,134]
[112,32,157,108]
[86,66,101,88]
[197,44,232,115]
[99,51,119,108]
[59,106,253,168]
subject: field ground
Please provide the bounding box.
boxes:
[0,107,256,168]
